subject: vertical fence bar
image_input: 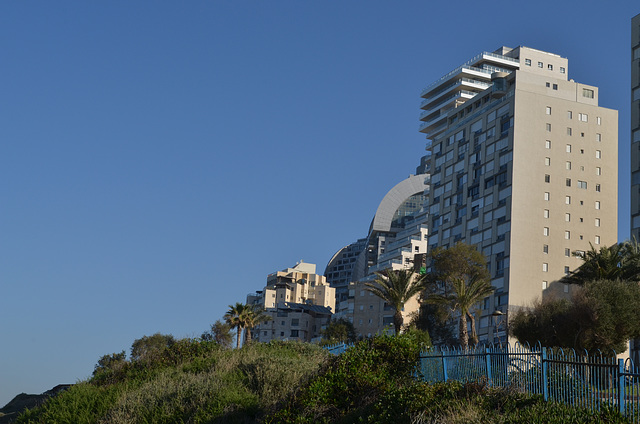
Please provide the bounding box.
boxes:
[485,347,492,387]
[619,359,625,415]
[442,351,448,382]
[542,348,549,401]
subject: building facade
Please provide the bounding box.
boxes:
[421,46,618,344]
[248,261,335,343]
[632,14,640,240]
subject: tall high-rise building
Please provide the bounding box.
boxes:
[631,14,640,239]
[420,46,618,343]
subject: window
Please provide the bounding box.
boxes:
[595,184,601,192]
[548,64,553,70]
[567,127,572,136]
[566,196,571,204]
[546,82,550,87]
[566,161,571,170]
[560,67,566,74]
[525,58,531,66]
[543,209,550,218]
[596,167,601,176]
[545,157,551,166]
[543,263,549,272]
[546,106,552,115]
[581,132,585,138]
[595,218,600,227]
[544,174,550,183]
[544,192,550,201]
[565,231,571,240]
[565,248,571,257]
[538,61,543,68]
[596,133,601,142]
[578,181,587,189]
[596,150,601,159]
[579,113,588,122]
[565,213,571,222]
[567,111,573,119]
[543,280,549,289]
[566,178,571,187]
[595,201,600,209]
[564,266,570,275]
[566,144,572,153]
[597,117,601,125]
[543,244,549,253]
[553,84,558,90]
[545,140,551,149]
[595,235,601,245]
[543,227,550,236]
[546,123,552,132]
[583,88,594,98]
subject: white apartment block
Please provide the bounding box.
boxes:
[421,46,618,344]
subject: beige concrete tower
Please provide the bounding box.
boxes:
[631,14,640,239]
[420,46,618,344]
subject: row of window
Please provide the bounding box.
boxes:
[543,191,601,208]
[542,211,601,226]
[542,228,601,244]
[546,107,599,124]
[525,58,566,74]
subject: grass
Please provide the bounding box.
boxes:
[14,334,632,423]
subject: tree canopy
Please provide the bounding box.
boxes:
[423,242,493,349]
[321,318,357,345]
[365,268,424,334]
[511,279,640,353]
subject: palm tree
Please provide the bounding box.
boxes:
[562,242,640,285]
[423,243,493,349]
[224,302,249,349]
[425,273,494,349]
[243,305,269,344]
[364,269,424,334]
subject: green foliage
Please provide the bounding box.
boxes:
[424,242,493,349]
[93,351,126,376]
[410,302,458,345]
[320,318,357,345]
[510,298,578,349]
[512,279,640,353]
[130,333,176,362]
[17,340,328,424]
[563,240,640,286]
[365,269,424,334]
[201,319,233,348]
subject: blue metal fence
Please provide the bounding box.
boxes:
[420,343,640,421]
[324,342,352,355]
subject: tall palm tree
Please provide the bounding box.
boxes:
[243,305,269,344]
[365,269,424,334]
[224,302,249,349]
[425,274,494,350]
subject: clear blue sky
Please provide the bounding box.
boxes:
[1,1,637,405]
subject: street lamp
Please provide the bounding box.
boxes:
[491,310,504,345]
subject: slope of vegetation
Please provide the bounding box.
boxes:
[15,334,629,424]
[16,339,329,424]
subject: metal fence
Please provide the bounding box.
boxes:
[324,342,352,355]
[420,343,640,421]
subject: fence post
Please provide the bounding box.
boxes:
[618,359,625,415]
[542,348,549,401]
[485,347,492,387]
[442,351,448,382]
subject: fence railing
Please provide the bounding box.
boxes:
[323,342,352,355]
[420,343,640,421]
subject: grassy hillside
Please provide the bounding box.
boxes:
[15,335,630,423]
